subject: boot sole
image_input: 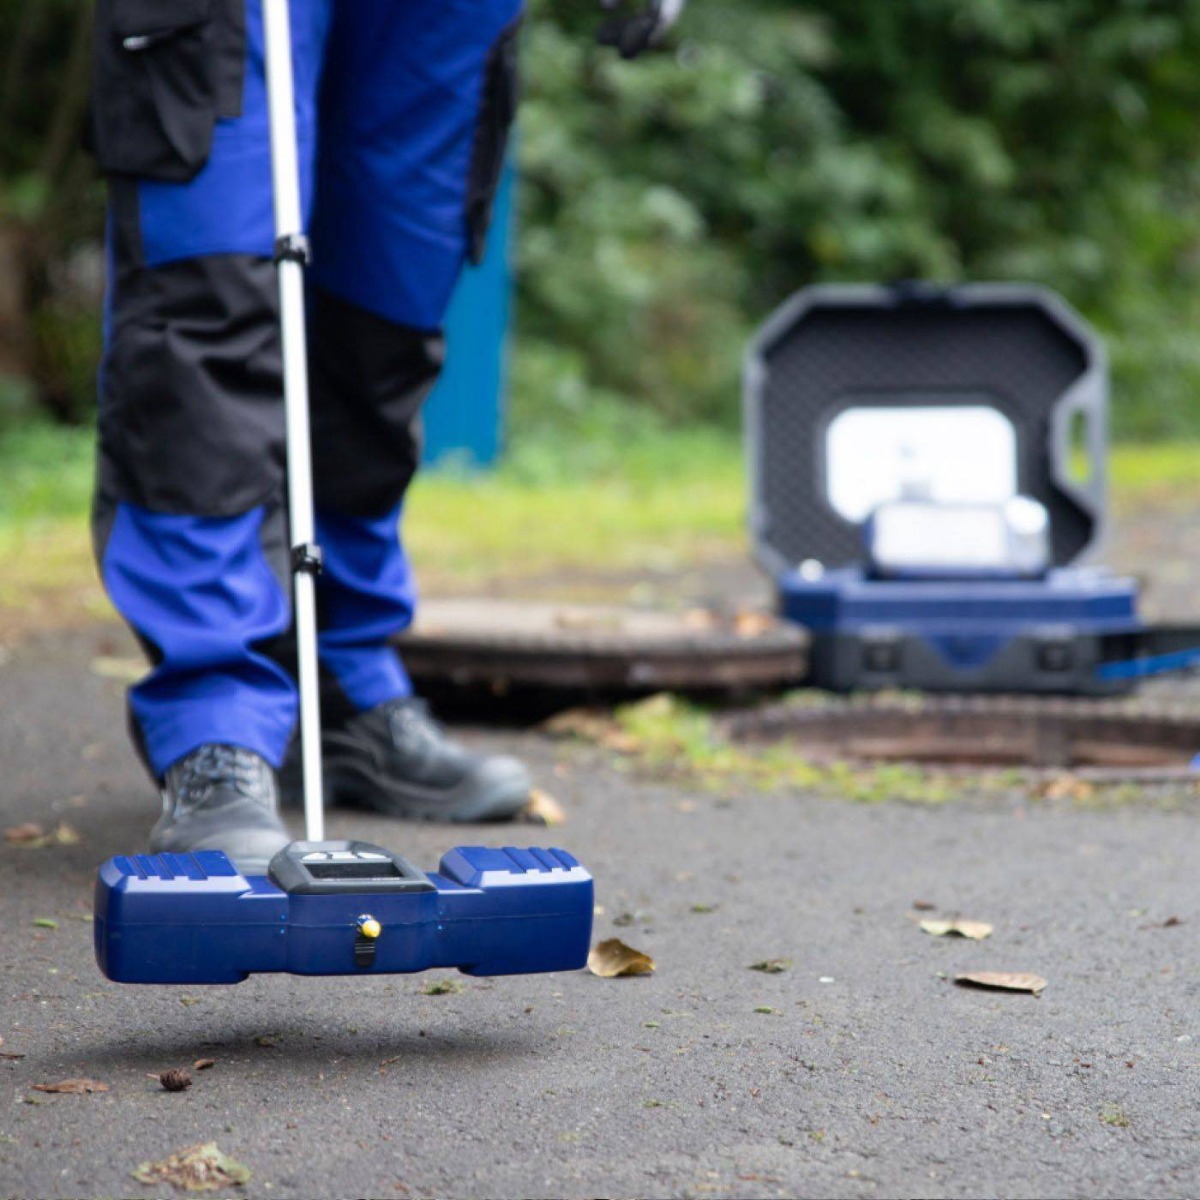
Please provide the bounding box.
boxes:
[148,826,290,879]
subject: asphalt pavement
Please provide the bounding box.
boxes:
[2,623,1199,1199]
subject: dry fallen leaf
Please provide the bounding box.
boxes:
[912,899,936,911]
[89,655,145,683]
[683,608,719,631]
[1036,773,1095,803]
[920,918,993,940]
[522,788,566,827]
[131,1142,251,1192]
[193,1059,215,1071]
[587,938,655,978]
[4,822,43,844]
[154,1069,193,1093]
[32,1078,109,1094]
[732,609,774,638]
[539,708,641,755]
[541,708,612,740]
[4,821,81,849]
[955,971,1047,996]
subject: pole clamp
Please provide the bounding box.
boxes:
[274,233,311,266]
[291,543,324,576]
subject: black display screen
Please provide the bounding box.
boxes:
[306,861,405,881]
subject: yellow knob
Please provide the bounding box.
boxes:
[357,916,381,940]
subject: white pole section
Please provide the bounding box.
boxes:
[262,0,324,843]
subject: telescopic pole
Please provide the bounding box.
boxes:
[262,0,325,843]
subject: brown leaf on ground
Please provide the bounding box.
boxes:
[522,788,566,827]
[4,821,81,849]
[131,1142,251,1192]
[597,728,642,755]
[539,709,640,754]
[920,918,993,940]
[541,708,611,740]
[912,899,936,911]
[4,823,43,845]
[32,1078,109,1094]
[587,938,655,978]
[156,1069,193,1092]
[955,971,1047,996]
[732,609,774,638]
[89,655,145,683]
[1035,773,1095,803]
[193,1059,216,1071]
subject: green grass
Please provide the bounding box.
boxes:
[1109,442,1200,510]
[610,692,962,804]
[0,410,747,629]
[0,421,107,630]
[0,419,96,525]
[407,419,743,585]
[3,410,1200,634]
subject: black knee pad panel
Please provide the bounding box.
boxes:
[309,287,445,517]
[99,253,286,516]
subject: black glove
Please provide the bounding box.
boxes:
[597,0,686,59]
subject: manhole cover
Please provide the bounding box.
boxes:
[397,599,808,696]
[725,694,1200,777]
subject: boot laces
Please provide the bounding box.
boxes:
[172,744,271,806]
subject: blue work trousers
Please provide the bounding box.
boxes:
[90,0,522,776]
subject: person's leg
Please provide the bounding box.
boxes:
[291,0,527,820]
[308,0,522,705]
[91,0,334,865]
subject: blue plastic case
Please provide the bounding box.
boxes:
[781,566,1141,693]
[781,566,1140,636]
[95,843,593,984]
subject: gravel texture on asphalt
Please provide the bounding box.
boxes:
[2,625,1199,1199]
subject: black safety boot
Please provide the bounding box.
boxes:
[283,698,531,823]
[150,744,291,876]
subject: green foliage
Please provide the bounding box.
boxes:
[0,0,105,424]
[519,0,1200,439]
[4,1,1200,439]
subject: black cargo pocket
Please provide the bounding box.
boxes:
[89,0,244,182]
[465,19,521,265]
